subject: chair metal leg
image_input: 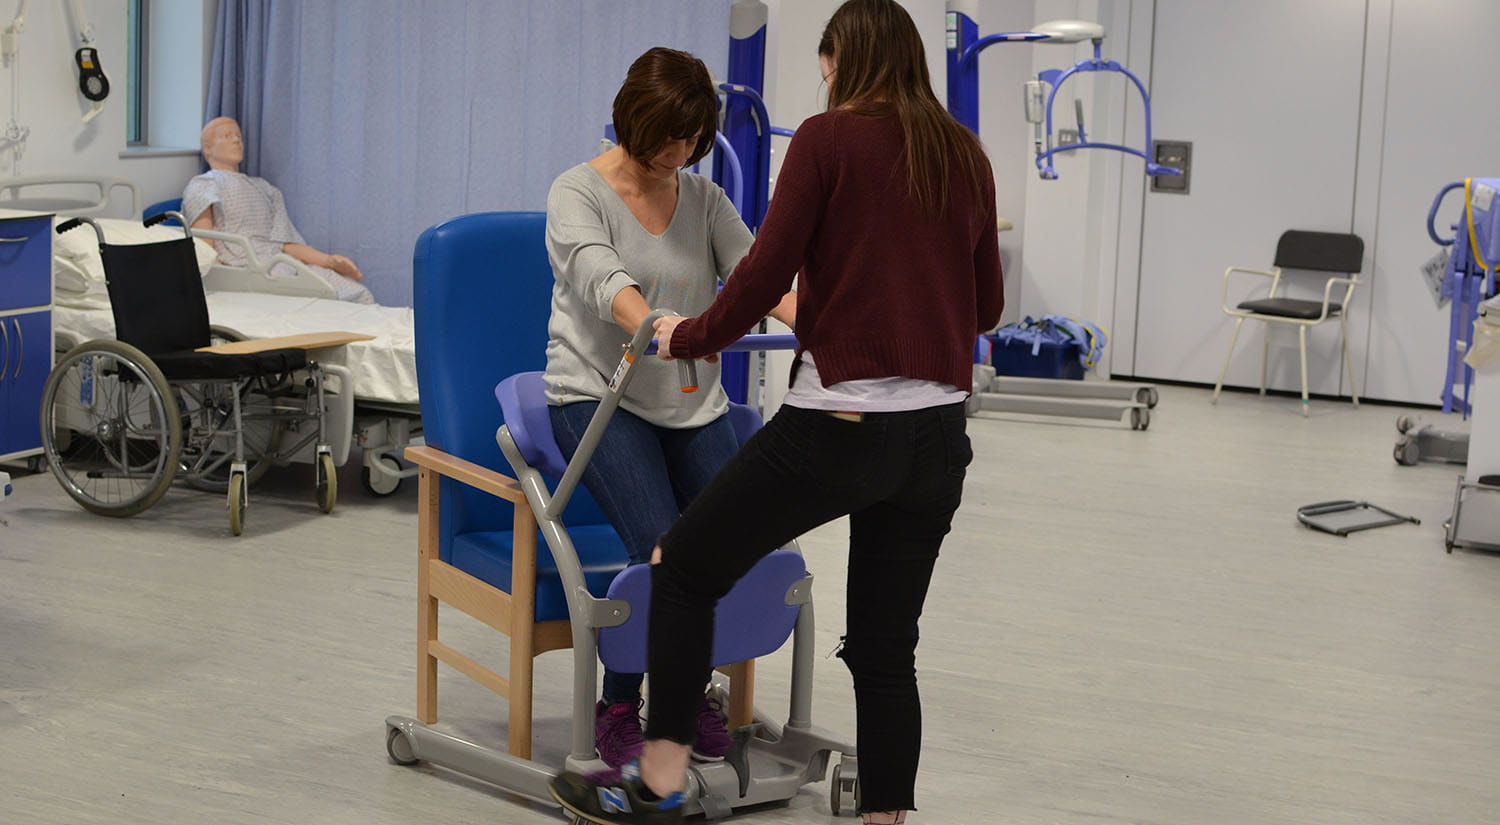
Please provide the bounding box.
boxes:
[1213,317,1246,404]
[1260,324,1271,395]
[1298,325,1310,417]
[1341,315,1359,406]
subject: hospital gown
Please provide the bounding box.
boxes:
[182,170,375,304]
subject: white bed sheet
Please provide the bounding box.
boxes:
[53,293,419,406]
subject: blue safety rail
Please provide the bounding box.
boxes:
[719,1,769,230]
[1428,179,1500,416]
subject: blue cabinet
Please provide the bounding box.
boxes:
[0,217,52,311]
[0,212,54,463]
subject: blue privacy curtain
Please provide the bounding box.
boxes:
[205,1,732,306]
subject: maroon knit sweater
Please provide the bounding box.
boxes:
[669,109,1005,392]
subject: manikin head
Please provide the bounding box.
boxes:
[201,116,244,171]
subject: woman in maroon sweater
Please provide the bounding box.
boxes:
[550,2,1004,823]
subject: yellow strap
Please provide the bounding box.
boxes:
[1466,178,1493,274]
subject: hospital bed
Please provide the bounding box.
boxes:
[10,173,422,495]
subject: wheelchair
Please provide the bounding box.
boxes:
[42,214,338,535]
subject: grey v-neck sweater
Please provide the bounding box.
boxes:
[543,163,753,428]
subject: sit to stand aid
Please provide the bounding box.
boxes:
[1428,179,1500,416]
[386,320,859,819]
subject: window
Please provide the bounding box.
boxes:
[126,0,147,145]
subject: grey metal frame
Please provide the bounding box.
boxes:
[968,364,1156,431]
[385,311,857,817]
[1444,477,1500,553]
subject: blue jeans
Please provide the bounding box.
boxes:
[549,401,739,704]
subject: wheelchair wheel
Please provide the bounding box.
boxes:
[227,471,247,536]
[316,452,337,513]
[41,341,182,517]
[181,380,284,493]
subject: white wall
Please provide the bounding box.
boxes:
[1363,0,1500,405]
[0,0,213,214]
[1087,0,1491,405]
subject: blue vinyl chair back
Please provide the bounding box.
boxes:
[412,212,609,568]
[144,198,183,226]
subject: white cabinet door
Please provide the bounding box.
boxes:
[1126,0,1368,394]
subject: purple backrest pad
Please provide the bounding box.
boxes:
[598,549,807,673]
[495,372,570,479]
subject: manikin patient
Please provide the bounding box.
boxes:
[183,116,375,304]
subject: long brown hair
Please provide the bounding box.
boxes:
[818,0,989,217]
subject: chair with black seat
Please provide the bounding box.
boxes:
[1211,229,1365,415]
[42,215,334,534]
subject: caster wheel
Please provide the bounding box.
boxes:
[1396,415,1414,434]
[360,453,403,496]
[316,452,338,513]
[1146,388,1159,408]
[227,472,247,536]
[830,764,843,815]
[1130,407,1150,431]
[386,726,418,766]
[1394,441,1419,466]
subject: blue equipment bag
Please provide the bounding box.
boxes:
[987,315,1108,380]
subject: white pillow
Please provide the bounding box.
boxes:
[52,216,217,283]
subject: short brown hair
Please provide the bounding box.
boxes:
[612,47,719,168]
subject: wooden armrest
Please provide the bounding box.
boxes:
[405,445,526,504]
[195,331,376,353]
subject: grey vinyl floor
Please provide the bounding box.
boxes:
[2,384,1498,825]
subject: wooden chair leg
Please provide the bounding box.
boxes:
[725,660,755,730]
[508,506,539,759]
[417,467,439,724]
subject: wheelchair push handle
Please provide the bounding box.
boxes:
[55,215,105,247]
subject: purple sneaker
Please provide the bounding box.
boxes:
[595,699,646,768]
[692,693,730,762]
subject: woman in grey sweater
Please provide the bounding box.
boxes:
[543,46,795,769]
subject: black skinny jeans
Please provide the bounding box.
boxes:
[647,402,973,814]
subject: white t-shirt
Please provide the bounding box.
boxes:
[782,351,968,412]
